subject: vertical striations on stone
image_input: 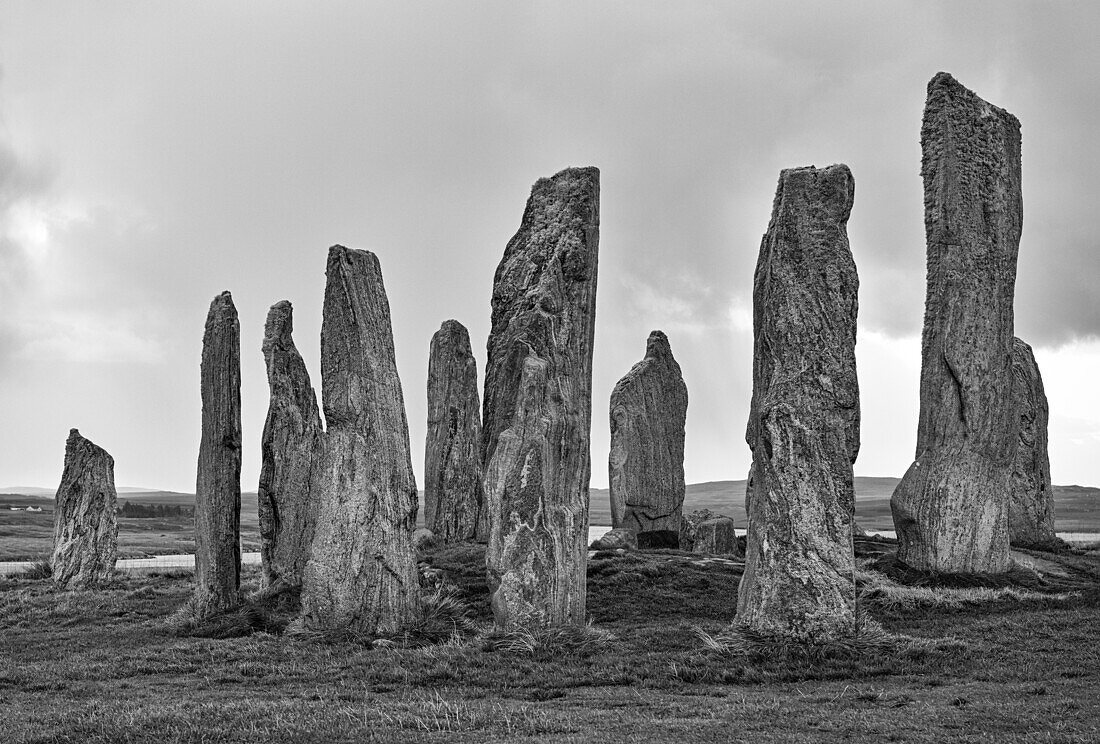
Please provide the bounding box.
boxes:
[425,319,486,543]
[738,164,860,642]
[608,330,688,548]
[1009,337,1056,547]
[52,429,118,587]
[890,72,1022,574]
[193,291,242,617]
[258,300,323,591]
[482,166,600,630]
[297,246,421,634]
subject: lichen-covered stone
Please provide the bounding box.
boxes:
[891,73,1022,574]
[679,508,721,552]
[297,246,421,634]
[425,319,486,543]
[590,528,638,551]
[1009,337,1056,547]
[693,517,739,557]
[608,330,688,549]
[738,164,860,642]
[258,300,323,591]
[191,291,242,617]
[52,429,118,587]
[482,166,600,630]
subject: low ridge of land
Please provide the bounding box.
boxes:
[2,478,1099,562]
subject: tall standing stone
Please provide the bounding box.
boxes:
[193,291,242,617]
[297,246,421,634]
[890,73,1022,574]
[482,166,599,630]
[52,429,118,587]
[425,319,486,543]
[608,330,688,548]
[1009,337,1056,547]
[738,164,860,642]
[258,300,323,590]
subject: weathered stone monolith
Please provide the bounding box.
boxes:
[890,73,1022,574]
[693,517,740,557]
[738,163,860,642]
[608,330,688,549]
[1009,337,1056,547]
[297,246,421,634]
[52,429,118,587]
[425,319,486,543]
[482,166,600,630]
[193,291,242,617]
[258,300,323,591]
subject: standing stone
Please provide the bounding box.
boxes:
[424,319,486,543]
[51,429,118,587]
[193,291,242,617]
[608,330,688,548]
[1009,337,1056,547]
[482,166,600,630]
[693,517,740,557]
[258,300,323,591]
[891,73,1022,574]
[297,246,421,634]
[738,164,860,642]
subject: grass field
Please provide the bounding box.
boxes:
[2,538,1099,742]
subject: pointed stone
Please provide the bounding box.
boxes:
[52,429,118,587]
[193,291,242,617]
[297,246,421,634]
[258,300,323,591]
[608,330,687,548]
[891,73,1022,574]
[482,166,600,630]
[739,164,860,642]
[1009,337,1056,547]
[424,319,486,543]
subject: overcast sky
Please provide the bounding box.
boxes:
[1,2,1098,493]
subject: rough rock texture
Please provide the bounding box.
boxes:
[1009,337,1056,547]
[738,164,860,642]
[679,509,721,552]
[482,166,600,630]
[891,73,1022,574]
[424,319,486,543]
[297,246,421,634]
[52,429,118,587]
[257,301,323,591]
[608,330,688,549]
[193,291,242,617]
[590,528,638,551]
[411,527,438,552]
[693,517,739,557]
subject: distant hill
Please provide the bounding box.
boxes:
[2,479,1098,532]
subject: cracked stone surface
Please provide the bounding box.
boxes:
[258,300,323,591]
[52,429,118,587]
[297,246,421,634]
[608,330,688,549]
[891,72,1022,574]
[738,163,860,642]
[482,166,600,630]
[192,291,242,617]
[1009,337,1056,547]
[424,319,486,543]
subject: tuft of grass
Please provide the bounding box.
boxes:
[20,559,52,580]
[170,595,284,639]
[480,620,618,658]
